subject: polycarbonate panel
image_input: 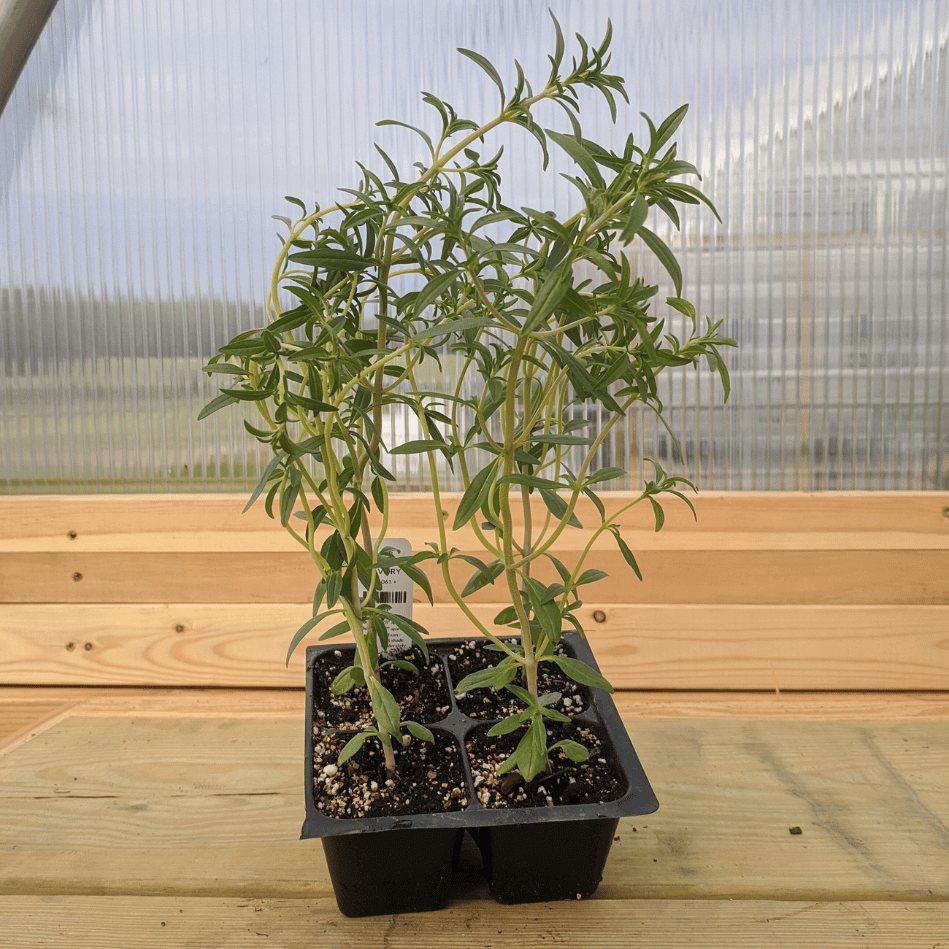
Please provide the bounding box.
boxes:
[1,0,947,493]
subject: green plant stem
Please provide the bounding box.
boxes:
[507,391,642,575]
[407,365,517,657]
[499,336,539,698]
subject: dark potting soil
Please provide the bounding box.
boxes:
[311,645,452,729]
[309,637,622,821]
[445,639,588,720]
[312,728,469,819]
[465,721,628,809]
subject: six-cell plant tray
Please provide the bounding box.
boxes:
[302,631,658,917]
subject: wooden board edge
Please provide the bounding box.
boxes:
[2,686,948,721]
[0,895,947,946]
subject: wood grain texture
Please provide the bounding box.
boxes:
[4,491,949,538]
[1,714,948,902]
[3,603,948,689]
[0,896,947,948]
[5,548,948,605]
[3,492,948,691]
[3,687,949,720]
[0,700,77,755]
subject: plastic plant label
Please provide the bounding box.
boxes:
[371,538,413,656]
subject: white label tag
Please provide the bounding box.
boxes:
[369,537,413,656]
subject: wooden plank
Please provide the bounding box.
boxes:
[3,603,948,689]
[5,548,948,605]
[0,700,77,754]
[4,491,949,539]
[612,692,949,720]
[0,896,947,948]
[1,715,948,901]
[585,604,949,691]
[8,526,949,554]
[3,686,949,721]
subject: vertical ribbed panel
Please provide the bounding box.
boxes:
[1,0,947,492]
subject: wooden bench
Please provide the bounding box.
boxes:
[1,492,948,945]
[3,491,949,689]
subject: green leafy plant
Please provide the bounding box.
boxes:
[201,14,734,785]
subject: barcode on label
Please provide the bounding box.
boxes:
[378,590,408,605]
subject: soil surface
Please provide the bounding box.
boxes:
[311,646,452,729]
[309,637,622,820]
[466,721,628,809]
[312,728,468,819]
[444,639,588,720]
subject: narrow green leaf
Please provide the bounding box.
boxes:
[387,439,448,455]
[530,433,594,447]
[411,316,497,343]
[332,665,365,695]
[325,571,342,609]
[638,226,683,296]
[279,468,302,528]
[546,129,605,188]
[377,612,430,662]
[712,349,732,402]
[497,473,564,490]
[495,749,519,776]
[585,466,626,486]
[458,556,504,598]
[619,194,649,244]
[288,248,374,271]
[285,613,331,665]
[368,679,402,737]
[523,261,571,334]
[539,488,583,529]
[197,393,239,420]
[399,561,434,606]
[612,531,643,581]
[666,296,697,321]
[412,270,458,318]
[376,118,434,153]
[505,683,536,707]
[524,577,562,642]
[521,716,549,782]
[582,486,606,519]
[318,619,355,641]
[669,488,698,521]
[370,476,385,512]
[203,363,246,377]
[487,710,532,737]
[455,661,518,694]
[403,721,434,743]
[648,496,665,532]
[453,459,499,530]
[242,454,284,513]
[550,739,590,763]
[546,555,573,586]
[654,103,689,150]
[337,731,371,765]
[220,386,274,403]
[548,655,613,693]
[457,47,506,104]
[539,706,571,723]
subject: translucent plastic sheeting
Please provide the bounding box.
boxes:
[1,0,947,492]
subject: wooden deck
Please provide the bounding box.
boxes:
[2,492,948,944]
[2,688,948,946]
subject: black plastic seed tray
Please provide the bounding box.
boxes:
[301,631,658,915]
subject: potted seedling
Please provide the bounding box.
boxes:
[202,13,733,915]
